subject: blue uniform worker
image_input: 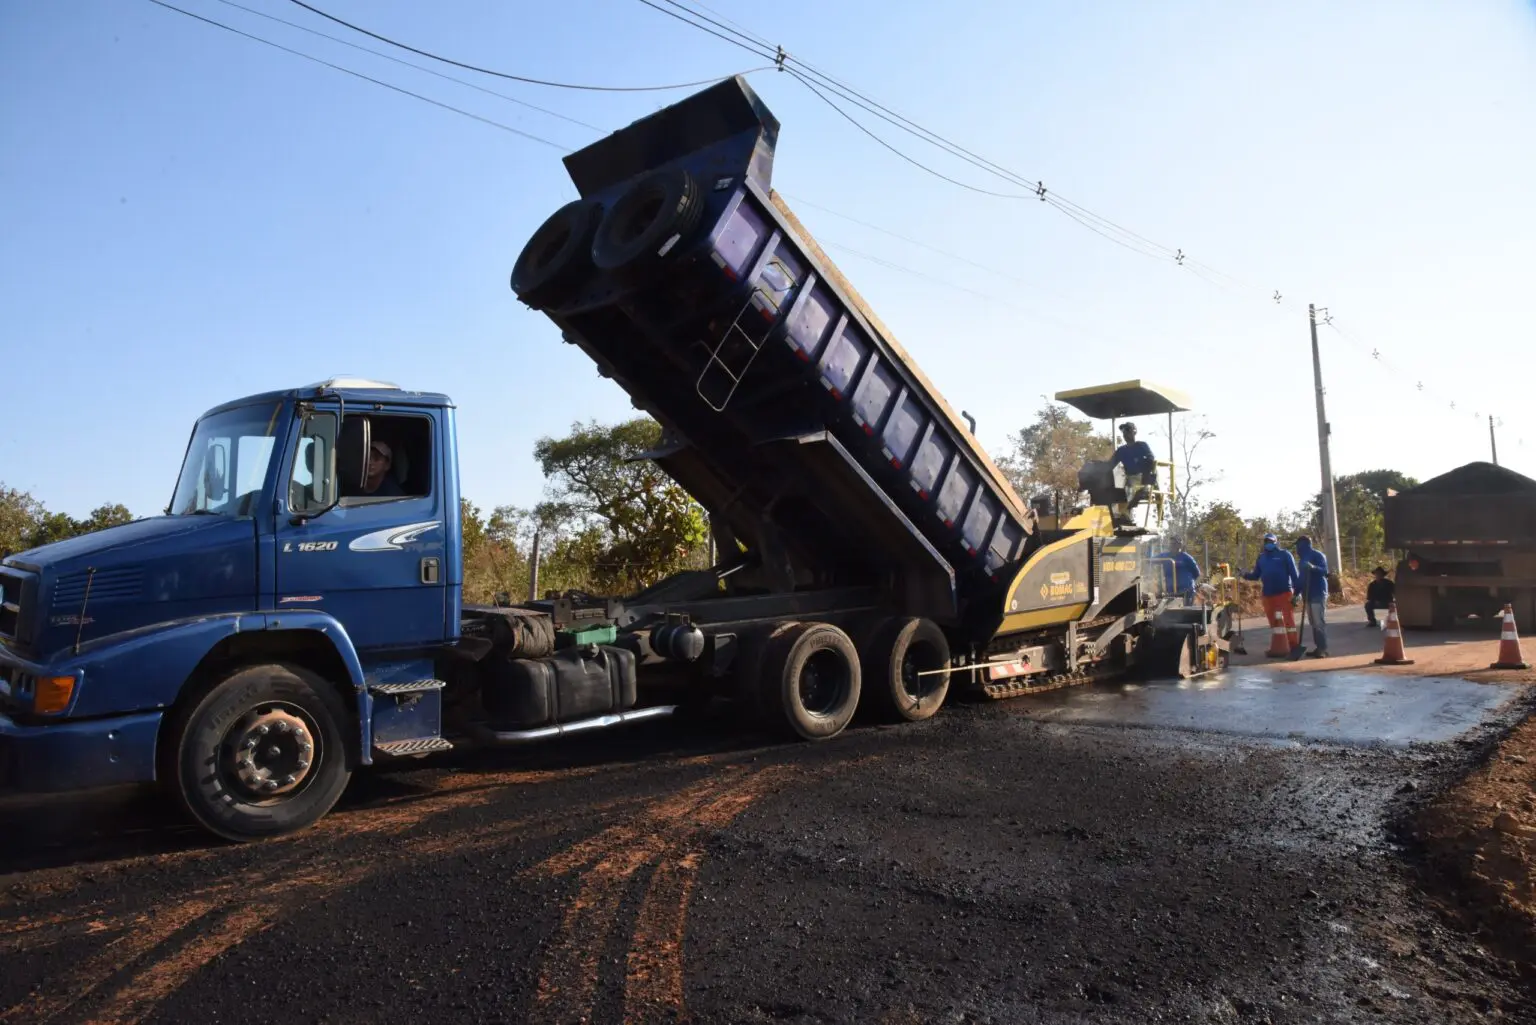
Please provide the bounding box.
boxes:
[1156,539,1202,602]
[1110,422,1158,482]
[1294,535,1330,657]
[1244,532,1302,656]
[1109,422,1158,523]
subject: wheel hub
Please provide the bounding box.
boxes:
[798,651,849,717]
[227,707,315,798]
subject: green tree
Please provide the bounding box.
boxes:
[1300,470,1413,570]
[1189,501,1248,571]
[1344,469,1419,508]
[0,488,137,557]
[81,504,134,533]
[997,403,1112,500]
[28,511,79,549]
[0,485,43,558]
[532,418,708,593]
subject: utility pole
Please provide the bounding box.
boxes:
[527,528,542,601]
[1309,304,1344,579]
[1490,416,1499,466]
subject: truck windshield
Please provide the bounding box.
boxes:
[169,402,283,517]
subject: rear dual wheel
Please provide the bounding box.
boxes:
[741,616,953,740]
[858,616,951,723]
[742,622,862,741]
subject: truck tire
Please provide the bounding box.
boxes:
[756,622,861,741]
[590,168,704,276]
[166,663,351,842]
[511,198,604,308]
[859,616,950,723]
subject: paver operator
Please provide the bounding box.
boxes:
[1243,533,1301,657]
[1110,422,1158,508]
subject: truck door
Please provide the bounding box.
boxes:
[275,405,448,655]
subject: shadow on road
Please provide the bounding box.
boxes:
[0,705,783,878]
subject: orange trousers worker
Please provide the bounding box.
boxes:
[1262,591,1299,657]
[1243,533,1303,658]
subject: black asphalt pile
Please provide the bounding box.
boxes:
[1,694,1529,1024]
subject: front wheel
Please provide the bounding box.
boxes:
[167,663,352,842]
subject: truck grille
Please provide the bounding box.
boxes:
[0,566,38,649]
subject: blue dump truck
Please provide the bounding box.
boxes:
[0,77,1229,842]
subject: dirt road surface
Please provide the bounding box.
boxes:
[2,612,1533,1024]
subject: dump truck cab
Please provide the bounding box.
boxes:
[0,378,467,832]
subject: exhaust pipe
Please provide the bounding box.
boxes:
[471,705,678,745]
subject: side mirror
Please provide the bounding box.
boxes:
[204,445,229,502]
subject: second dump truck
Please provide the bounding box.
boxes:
[0,77,1228,842]
[1385,461,1536,631]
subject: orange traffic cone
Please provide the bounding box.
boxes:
[1490,604,1530,670]
[1373,602,1415,666]
[1266,607,1290,657]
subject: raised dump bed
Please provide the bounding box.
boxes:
[510,76,1032,626]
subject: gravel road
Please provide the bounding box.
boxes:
[2,666,1532,1024]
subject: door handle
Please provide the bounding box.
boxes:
[420,557,441,584]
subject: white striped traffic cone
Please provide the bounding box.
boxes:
[1266,607,1290,657]
[1491,604,1530,670]
[1373,602,1415,666]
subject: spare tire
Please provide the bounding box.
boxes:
[590,168,705,276]
[858,616,951,723]
[757,622,861,741]
[511,198,604,308]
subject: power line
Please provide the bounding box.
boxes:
[284,0,774,92]
[639,3,1257,277]
[785,69,1030,199]
[208,0,605,132]
[633,0,780,65]
[776,193,1073,303]
[811,237,1143,352]
[145,0,569,149]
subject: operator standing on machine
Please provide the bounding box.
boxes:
[1109,422,1159,508]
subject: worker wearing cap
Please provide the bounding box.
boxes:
[1293,535,1330,658]
[362,438,404,497]
[1243,533,1301,656]
[1109,422,1158,507]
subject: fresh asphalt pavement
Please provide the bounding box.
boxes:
[2,639,1533,1024]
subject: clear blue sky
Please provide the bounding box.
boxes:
[4,0,1535,527]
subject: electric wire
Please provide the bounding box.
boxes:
[776,193,1075,303]
[156,0,1532,453]
[209,0,605,132]
[285,0,775,92]
[632,0,780,65]
[785,69,1033,199]
[146,0,571,149]
[813,237,1140,349]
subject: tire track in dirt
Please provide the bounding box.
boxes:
[4,745,801,1025]
[528,762,802,1024]
[1,765,670,1025]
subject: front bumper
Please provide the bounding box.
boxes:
[0,710,163,793]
